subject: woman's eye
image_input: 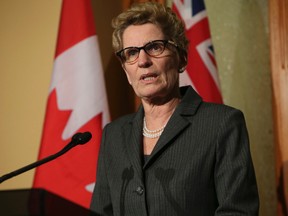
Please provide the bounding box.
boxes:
[126,49,138,57]
[153,44,161,50]
[148,43,160,51]
[146,43,163,54]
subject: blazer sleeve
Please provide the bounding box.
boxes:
[90,126,114,215]
[214,109,259,215]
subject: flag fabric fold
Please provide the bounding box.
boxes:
[173,0,223,104]
[33,0,109,208]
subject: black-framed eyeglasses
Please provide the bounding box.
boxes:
[116,40,177,64]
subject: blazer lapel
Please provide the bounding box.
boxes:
[122,107,145,179]
[144,86,202,168]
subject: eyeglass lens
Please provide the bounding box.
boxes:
[121,40,167,63]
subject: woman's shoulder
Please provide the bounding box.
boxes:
[104,113,136,129]
[180,86,244,117]
[199,101,246,122]
[201,101,242,113]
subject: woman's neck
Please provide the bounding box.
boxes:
[142,96,180,130]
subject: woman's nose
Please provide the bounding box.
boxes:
[138,49,152,67]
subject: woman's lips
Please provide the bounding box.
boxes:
[140,73,158,81]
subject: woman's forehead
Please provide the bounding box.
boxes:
[122,23,164,47]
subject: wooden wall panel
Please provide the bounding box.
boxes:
[269,0,288,215]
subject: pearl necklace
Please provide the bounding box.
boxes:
[143,117,167,139]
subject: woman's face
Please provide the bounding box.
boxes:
[121,23,180,102]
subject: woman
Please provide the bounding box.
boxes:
[90,2,259,215]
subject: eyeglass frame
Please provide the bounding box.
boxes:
[116,40,178,64]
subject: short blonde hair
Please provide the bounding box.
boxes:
[112,2,188,68]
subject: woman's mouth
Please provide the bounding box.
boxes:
[140,73,158,81]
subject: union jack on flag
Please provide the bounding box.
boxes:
[172,0,223,103]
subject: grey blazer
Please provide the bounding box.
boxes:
[90,86,259,216]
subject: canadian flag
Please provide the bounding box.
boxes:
[33,0,109,208]
[173,0,223,103]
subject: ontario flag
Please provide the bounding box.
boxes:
[173,0,223,103]
[33,0,110,208]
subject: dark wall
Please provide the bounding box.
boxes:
[92,0,135,121]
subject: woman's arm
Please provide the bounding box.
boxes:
[214,109,259,215]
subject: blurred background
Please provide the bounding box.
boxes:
[0,0,285,215]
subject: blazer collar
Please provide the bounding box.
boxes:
[123,86,202,175]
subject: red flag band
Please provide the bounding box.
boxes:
[33,0,110,208]
[173,0,223,104]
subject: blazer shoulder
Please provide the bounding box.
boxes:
[200,101,244,115]
[197,102,246,126]
[104,113,136,130]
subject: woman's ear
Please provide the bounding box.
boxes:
[178,55,187,73]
